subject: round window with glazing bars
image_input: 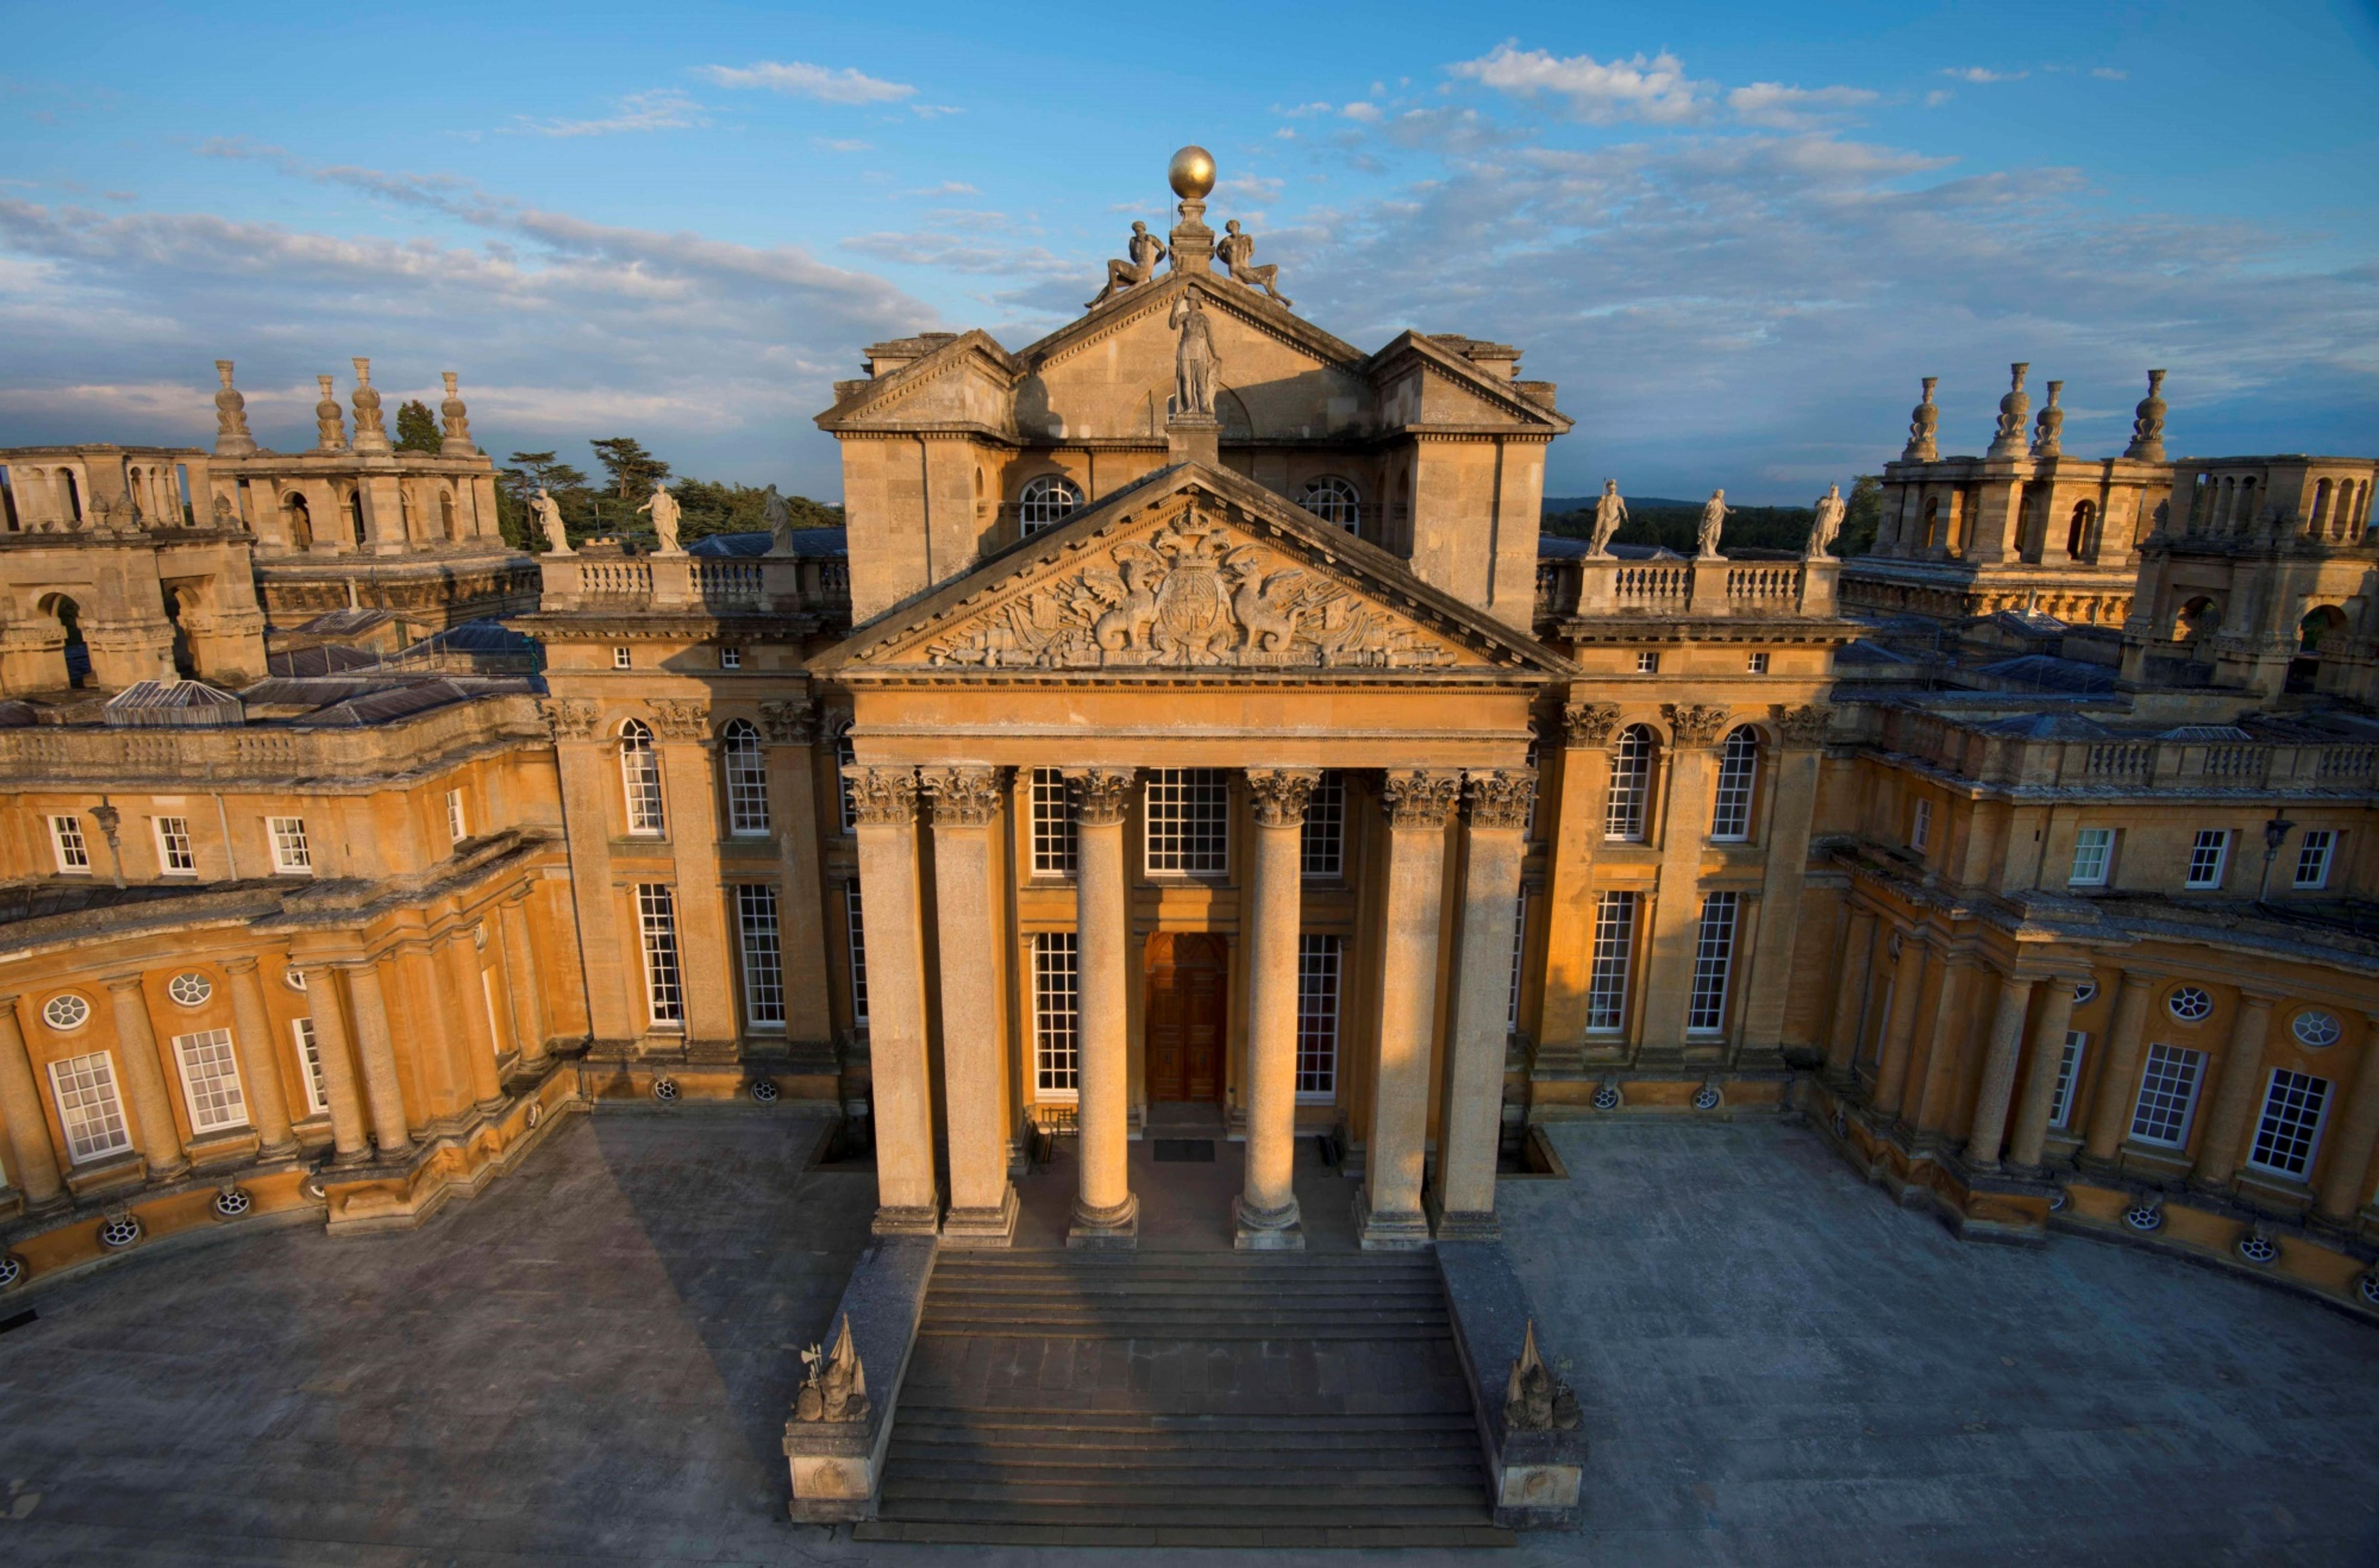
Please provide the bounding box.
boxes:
[1017,475,1083,535]
[42,993,90,1031]
[2167,985,2213,1023]
[1297,476,1361,531]
[2291,1009,2341,1048]
[167,971,213,1007]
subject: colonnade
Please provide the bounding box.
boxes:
[846,762,1533,1251]
[1830,914,2379,1226]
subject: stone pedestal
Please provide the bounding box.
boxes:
[1166,413,1219,469]
[783,1235,937,1522]
[1436,1240,1589,1530]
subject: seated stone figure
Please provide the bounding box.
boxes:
[1218,220,1291,306]
[1089,222,1167,307]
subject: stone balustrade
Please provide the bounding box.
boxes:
[1871,705,2379,795]
[537,552,849,617]
[0,693,549,784]
[1535,554,1839,621]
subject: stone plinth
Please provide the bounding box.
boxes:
[1436,1240,1590,1529]
[783,1234,938,1522]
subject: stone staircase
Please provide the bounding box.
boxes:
[852,1251,1511,1548]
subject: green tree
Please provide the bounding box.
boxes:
[498,451,596,550]
[1838,474,1884,557]
[590,437,672,502]
[394,399,441,453]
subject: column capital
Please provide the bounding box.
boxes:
[1067,767,1137,827]
[1560,701,1620,749]
[1382,770,1462,830]
[1663,702,1731,747]
[1245,768,1321,828]
[2235,987,2284,1010]
[2118,967,2165,989]
[845,766,920,825]
[222,954,263,977]
[921,765,1006,826]
[1769,703,1831,748]
[99,972,148,995]
[647,698,709,741]
[757,698,818,744]
[1464,768,1536,831]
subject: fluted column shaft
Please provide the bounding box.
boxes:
[1433,769,1533,1240]
[848,767,939,1235]
[1965,972,2037,1168]
[440,929,505,1109]
[923,766,1019,1249]
[300,966,371,1163]
[497,892,549,1069]
[1068,769,1139,1249]
[2007,978,2084,1169]
[344,958,413,1154]
[1238,769,1317,1250]
[1870,933,1929,1113]
[102,975,188,1178]
[2316,1014,2379,1224]
[1358,770,1461,1250]
[223,958,296,1158]
[2191,991,2280,1190]
[2081,972,2157,1164]
[1823,908,1879,1077]
[0,996,65,1210]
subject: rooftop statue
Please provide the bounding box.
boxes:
[1170,291,1219,420]
[639,481,683,556]
[533,487,572,555]
[1808,482,1846,559]
[1088,221,1167,308]
[762,483,796,556]
[1698,489,1730,559]
[1218,220,1290,306]
[1588,479,1628,557]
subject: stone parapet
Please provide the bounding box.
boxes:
[1536,554,1839,622]
[531,550,848,619]
[0,692,549,786]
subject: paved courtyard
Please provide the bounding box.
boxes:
[0,1108,2373,1565]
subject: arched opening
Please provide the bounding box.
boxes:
[2172,595,2219,643]
[162,585,195,678]
[1296,476,1361,532]
[2311,478,2334,536]
[127,467,145,522]
[283,491,313,552]
[2188,473,2211,534]
[2235,476,2258,531]
[60,469,82,525]
[1016,474,1084,536]
[38,593,87,688]
[719,719,769,835]
[439,491,457,542]
[1604,725,1659,842]
[2289,604,2350,693]
[1709,726,1761,843]
[347,489,367,546]
[0,465,17,531]
[2067,499,2095,561]
[619,719,665,835]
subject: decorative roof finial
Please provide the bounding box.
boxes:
[438,371,476,456]
[2031,379,2064,459]
[1167,145,1216,276]
[2125,369,2168,461]
[350,357,390,453]
[1987,362,2031,458]
[212,360,256,458]
[314,375,348,452]
[1903,376,1939,462]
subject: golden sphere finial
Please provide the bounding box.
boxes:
[1168,145,1216,201]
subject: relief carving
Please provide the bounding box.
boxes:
[1663,702,1730,747]
[922,510,1455,672]
[1466,769,1537,831]
[540,698,598,740]
[845,767,919,826]
[920,765,1005,826]
[649,698,708,740]
[1382,770,1463,830]
[757,699,817,745]
[1561,702,1620,749]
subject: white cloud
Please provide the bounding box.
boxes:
[1272,102,1333,118]
[1727,82,1879,128]
[696,61,915,104]
[1342,102,1382,123]
[510,89,706,138]
[1925,89,1954,107]
[815,137,871,153]
[1450,44,1706,124]
[898,182,979,199]
[1215,174,1286,205]
[907,104,964,119]
[2092,67,2129,81]
[1940,66,2029,83]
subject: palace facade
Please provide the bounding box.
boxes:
[0,157,2374,1360]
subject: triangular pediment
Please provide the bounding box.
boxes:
[816,463,1574,681]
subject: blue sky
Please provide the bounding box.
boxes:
[2,0,2375,502]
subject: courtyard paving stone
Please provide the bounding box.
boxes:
[0,1109,2371,1564]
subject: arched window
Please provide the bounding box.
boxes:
[620,720,665,835]
[2066,500,2094,560]
[346,488,367,546]
[1605,725,1657,842]
[1709,726,1759,842]
[284,492,313,553]
[719,719,769,835]
[440,491,457,541]
[1297,476,1361,531]
[1018,475,1083,535]
[832,721,858,833]
[1920,495,1940,551]
[2312,478,2334,535]
[61,469,82,523]
[127,467,145,522]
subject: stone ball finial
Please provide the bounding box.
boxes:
[1168,145,1216,201]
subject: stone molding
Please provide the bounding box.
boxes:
[1244,768,1321,828]
[1067,768,1137,827]
[1466,769,1537,831]
[1663,702,1730,747]
[1383,770,1463,830]
[1770,703,1831,749]
[1560,702,1619,749]
[845,767,919,827]
[920,766,1006,827]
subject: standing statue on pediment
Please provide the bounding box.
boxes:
[1218,220,1291,307]
[1170,292,1219,419]
[762,483,795,555]
[1088,221,1167,308]
[1808,482,1846,558]
[533,487,572,555]
[639,481,683,556]
[1588,479,1628,557]
[1697,490,1731,559]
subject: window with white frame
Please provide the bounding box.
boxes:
[1296,934,1341,1098]
[1017,474,1084,534]
[1636,651,1660,674]
[620,721,665,835]
[173,1028,247,1133]
[612,645,632,669]
[2070,827,2113,886]
[1145,768,1229,875]
[268,816,312,873]
[47,1051,130,1163]
[1911,797,1934,852]
[2048,1030,2087,1128]
[1030,767,1076,875]
[844,882,869,1025]
[1297,476,1361,531]
[2185,828,2229,889]
[153,815,196,875]
[1606,726,1656,841]
[834,725,857,834]
[1710,727,1759,842]
[1507,890,1529,1032]
[292,1017,329,1115]
[1686,892,1738,1033]
[2294,829,2336,889]
[736,884,785,1028]
[2249,1068,2330,1178]
[445,789,468,844]
[2130,1043,2206,1146]
[1746,651,1769,674]
[1301,771,1345,878]
[720,719,770,835]
[1032,932,1079,1095]
[49,814,89,874]
[635,884,683,1027]
[1586,891,1636,1031]
[719,645,742,670]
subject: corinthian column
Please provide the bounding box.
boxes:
[223,957,297,1159]
[1237,768,1318,1251]
[1068,768,1139,1249]
[0,995,66,1211]
[849,766,939,1236]
[2190,989,2280,1192]
[1358,769,1461,1250]
[102,975,189,1179]
[923,765,1019,1248]
[1432,768,1534,1241]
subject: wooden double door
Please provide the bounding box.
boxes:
[1144,932,1228,1104]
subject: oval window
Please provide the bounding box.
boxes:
[168,971,214,1007]
[2291,1010,2341,1048]
[42,993,90,1031]
[2167,986,2212,1023]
